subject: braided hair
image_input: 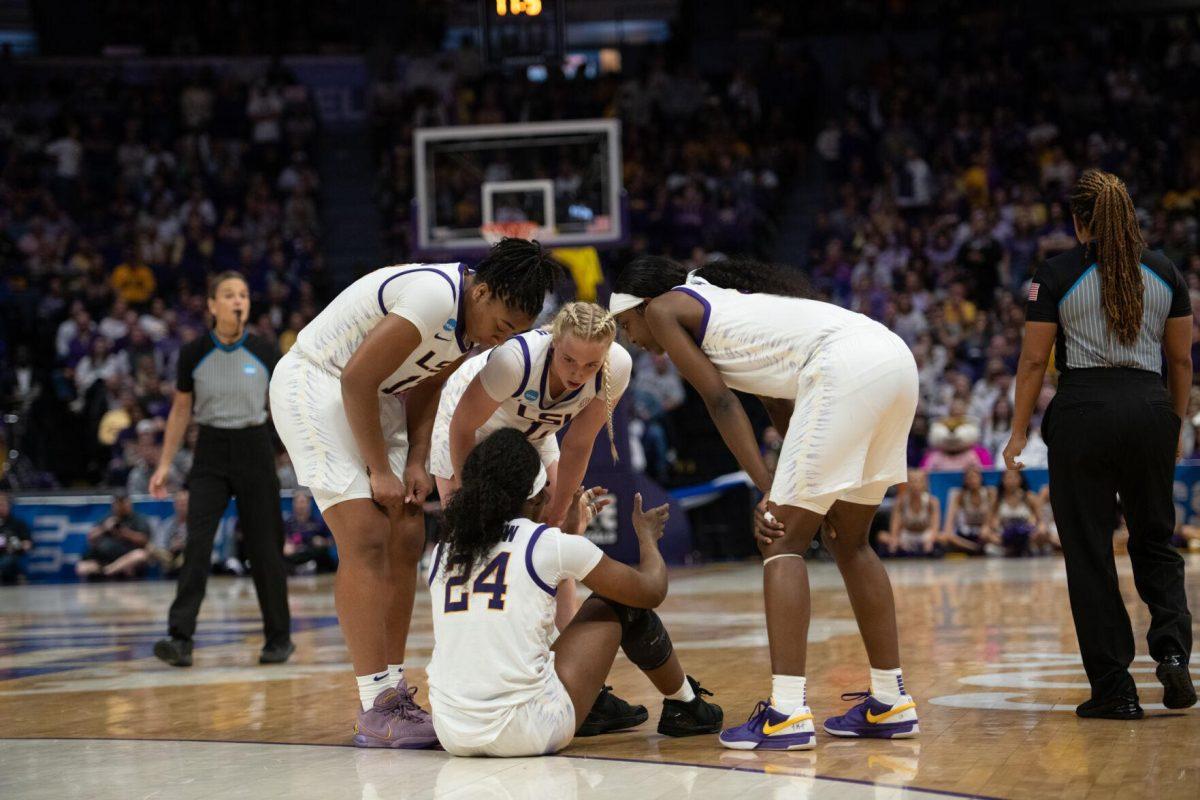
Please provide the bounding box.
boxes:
[614,255,813,300]
[473,238,564,318]
[1069,169,1145,346]
[441,428,541,576]
[550,302,620,461]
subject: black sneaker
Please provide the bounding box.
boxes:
[1156,654,1197,710]
[153,637,193,667]
[259,640,295,664]
[658,675,723,737]
[576,686,648,736]
[1075,695,1143,720]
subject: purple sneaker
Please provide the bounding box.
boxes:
[718,700,816,751]
[822,692,919,739]
[352,681,438,749]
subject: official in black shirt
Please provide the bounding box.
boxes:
[1005,169,1195,718]
[152,271,293,667]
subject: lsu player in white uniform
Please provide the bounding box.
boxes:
[270,239,560,748]
[431,302,644,735]
[612,255,920,750]
[427,428,722,756]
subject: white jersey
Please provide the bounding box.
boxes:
[426,517,604,749]
[429,330,632,478]
[291,262,473,396]
[674,276,886,398]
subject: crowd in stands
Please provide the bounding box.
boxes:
[801,14,1200,476]
[0,65,328,492]
[4,11,1200,581]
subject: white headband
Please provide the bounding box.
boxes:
[608,292,646,315]
[527,462,548,499]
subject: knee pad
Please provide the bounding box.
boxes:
[596,596,673,671]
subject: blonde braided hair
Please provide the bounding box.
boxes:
[1069,169,1145,346]
[550,302,619,461]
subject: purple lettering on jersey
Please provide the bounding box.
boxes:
[381,350,454,395]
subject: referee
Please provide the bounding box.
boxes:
[1005,169,1195,719]
[151,271,293,667]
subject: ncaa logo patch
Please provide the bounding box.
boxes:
[243,364,257,375]
[524,389,539,402]
[443,319,457,331]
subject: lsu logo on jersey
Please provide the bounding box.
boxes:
[516,403,573,428]
[382,351,455,395]
[523,389,539,402]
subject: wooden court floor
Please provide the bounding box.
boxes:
[1,555,1197,799]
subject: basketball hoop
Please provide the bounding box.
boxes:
[481,221,552,244]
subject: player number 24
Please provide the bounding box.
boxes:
[444,552,510,612]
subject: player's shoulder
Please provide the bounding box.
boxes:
[608,340,632,368]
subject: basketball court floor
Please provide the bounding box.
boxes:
[2,555,1197,799]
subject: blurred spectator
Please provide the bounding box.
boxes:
[631,353,685,482]
[283,490,335,574]
[152,490,189,577]
[75,492,152,579]
[882,469,940,557]
[0,491,33,584]
[989,470,1043,558]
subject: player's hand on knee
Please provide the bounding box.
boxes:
[368,468,407,511]
[631,492,669,542]
[403,464,433,506]
[754,496,786,546]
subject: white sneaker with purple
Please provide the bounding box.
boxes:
[822,691,919,738]
[718,700,816,750]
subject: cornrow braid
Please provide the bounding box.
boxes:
[473,237,565,319]
[550,302,619,462]
[1069,169,1145,347]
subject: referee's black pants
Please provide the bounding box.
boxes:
[168,424,291,648]
[1045,369,1192,699]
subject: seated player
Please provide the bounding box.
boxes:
[424,428,722,757]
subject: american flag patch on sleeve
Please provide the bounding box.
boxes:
[1028,283,1040,301]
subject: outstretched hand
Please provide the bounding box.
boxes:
[631,492,670,542]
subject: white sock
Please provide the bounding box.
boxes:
[870,667,905,705]
[357,671,392,711]
[389,663,405,687]
[666,676,696,703]
[771,674,807,713]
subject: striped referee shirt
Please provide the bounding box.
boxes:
[1025,244,1190,374]
[176,332,279,428]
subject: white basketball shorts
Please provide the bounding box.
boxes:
[770,327,918,514]
[270,350,409,512]
[433,671,576,757]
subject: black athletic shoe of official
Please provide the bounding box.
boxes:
[576,686,649,736]
[153,637,193,667]
[1075,695,1144,720]
[259,640,295,664]
[1156,654,1197,709]
[658,675,723,737]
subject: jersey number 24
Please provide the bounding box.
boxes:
[444,552,509,612]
